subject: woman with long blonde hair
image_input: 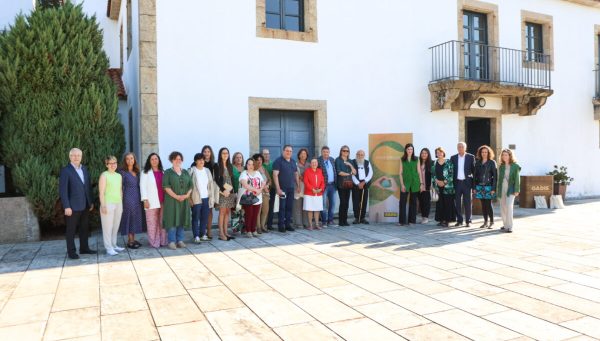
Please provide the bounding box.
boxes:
[497,149,521,233]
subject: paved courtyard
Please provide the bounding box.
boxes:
[0,200,599,340]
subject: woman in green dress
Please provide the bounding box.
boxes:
[398,143,420,226]
[163,151,193,250]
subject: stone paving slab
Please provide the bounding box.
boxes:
[0,200,599,340]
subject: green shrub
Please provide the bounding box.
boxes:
[0,2,125,225]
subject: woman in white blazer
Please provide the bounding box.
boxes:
[188,153,215,243]
[141,153,167,248]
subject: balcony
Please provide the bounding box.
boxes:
[594,67,600,119]
[428,40,554,116]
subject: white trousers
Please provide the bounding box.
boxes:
[499,189,515,230]
[101,203,123,252]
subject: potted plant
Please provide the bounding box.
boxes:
[547,165,574,200]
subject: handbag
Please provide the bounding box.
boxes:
[341,175,354,189]
[239,192,259,206]
[430,187,439,202]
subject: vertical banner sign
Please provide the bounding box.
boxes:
[368,133,412,223]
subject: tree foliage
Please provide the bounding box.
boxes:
[0,2,125,225]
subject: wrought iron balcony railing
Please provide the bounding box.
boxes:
[430,40,551,90]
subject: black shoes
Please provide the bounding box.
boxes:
[127,242,140,249]
[278,227,286,233]
[465,222,470,227]
[361,220,370,225]
[352,219,359,224]
[80,249,97,254]
[454,222,462,227]
[68,254,80,259]
[286,226,295,232]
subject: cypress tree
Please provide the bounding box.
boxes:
[0,2,125,226]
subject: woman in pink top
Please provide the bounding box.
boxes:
[140,153,167,248]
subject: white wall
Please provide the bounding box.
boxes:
[157,0,460,166]
[76,0,120,68]
[116,0,600,196]
[495,0,600,197]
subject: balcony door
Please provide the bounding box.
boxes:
[463,11,488,80]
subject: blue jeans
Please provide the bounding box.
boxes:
[191,200,209,238]
[278,187,295,228]
[321,183,336,223]
[167,227,185,243]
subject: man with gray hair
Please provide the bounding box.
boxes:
[59,148,95,259]
[351,150,373,224]
[450,142,475,227]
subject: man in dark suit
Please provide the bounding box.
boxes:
[59,148,96,259]
[450,142,475,227]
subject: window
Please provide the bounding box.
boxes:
[525,22,544,62]
[126,0,132,59]
[257,0,317,42]
[521,10,554,69]
[266,0,304,32]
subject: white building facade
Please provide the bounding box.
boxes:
[3,0,600,197]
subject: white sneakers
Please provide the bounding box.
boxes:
[201,235,209,241]
[194,236,201,244]
[252,232,258,237]
[114,246,125,252]
[246,232,253,238]
[106,249,118,256]
[421,217,429,224]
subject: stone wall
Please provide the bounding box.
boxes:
[0,197,40,243]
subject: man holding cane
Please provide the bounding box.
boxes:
[351,150,373,224]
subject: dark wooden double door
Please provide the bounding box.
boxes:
[259,110,315,160]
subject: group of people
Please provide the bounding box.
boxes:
[398,142,521,233]
[58,141,521,258]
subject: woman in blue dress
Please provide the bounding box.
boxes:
[119,152,144,249]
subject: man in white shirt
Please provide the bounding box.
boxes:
[351,150,373,224]
[450,142,475,227]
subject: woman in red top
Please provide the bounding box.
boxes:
[303,158,325,230]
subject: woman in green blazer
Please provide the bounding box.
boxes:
[398,143,420,225]
[431,147,455,227]
[497,149,521,233]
